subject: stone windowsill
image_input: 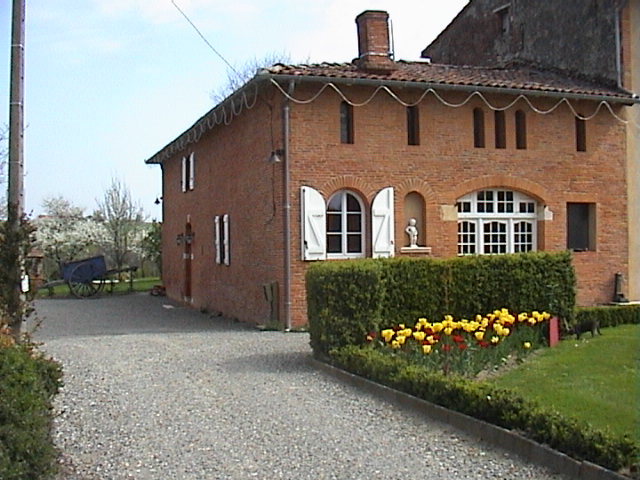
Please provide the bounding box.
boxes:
[400,246,432,255]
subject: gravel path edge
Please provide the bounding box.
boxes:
[312,360,629,480]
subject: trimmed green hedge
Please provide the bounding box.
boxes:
[306,259,385,356]
[574,304,640,330]
[306,251,576,355]
[330,345,638,473]
[0,344,63,480]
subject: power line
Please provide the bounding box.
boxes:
[170,0,240,78]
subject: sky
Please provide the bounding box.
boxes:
[0,0,468,220]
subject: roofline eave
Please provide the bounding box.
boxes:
[145,70,638,165]
[262,72,640,106]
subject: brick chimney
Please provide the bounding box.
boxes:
[355,10,396,73]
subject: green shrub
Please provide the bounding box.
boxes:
[573,304,640,331]
[0,343,63,480]
[306,259,385,357]
[329,345,638,473]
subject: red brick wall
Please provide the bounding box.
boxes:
[286,84,628,326]
[161,91,287,325]
[159,81,629,328]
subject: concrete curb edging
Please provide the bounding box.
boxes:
[313,360,629,480]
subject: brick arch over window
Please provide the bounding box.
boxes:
[321,176,375,205]
[447,175,549,205]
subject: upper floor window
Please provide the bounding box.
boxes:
[327,190,364,258]
[495,5,510,35]
[407,106,420,145]
[181,152,195,192]
[473,108,485,148]
[575,116,586,152]
[495,110,506,149]
[457,189,537,255]
[340,102,354,144]
[515,110,527,149]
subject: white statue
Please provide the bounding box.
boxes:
[405,218,418,247]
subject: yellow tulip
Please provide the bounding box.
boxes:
[474,331,485,341]
[422,344,432,354]
[391,340,401,349]
[523,342,531,349]
[381,329,395,342]
[491,336,500,344]
[443,327,453,336]
[396,335,406,345]
[413,331,426,342]
[500,327,510,336]
[432,323,444,333]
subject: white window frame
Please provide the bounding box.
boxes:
[214,214,230,265]
[181,153,195,192]
[326,190,366,259]
[457,189,537,255]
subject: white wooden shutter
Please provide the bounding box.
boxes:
[223,214,230,265]
[181,156,187,192]
[214,215,221,264]
[301,186,326,261]
[188,152,195,190]
[372,186,395,258]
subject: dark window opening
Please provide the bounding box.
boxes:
[407,106,420,145]
[575,116,586,152]
[515,110,527,149]
[473,108,485,148]
[495,110,506,149]
[496,6,510,34]
[340,102,354,144]
[567,203,596,251]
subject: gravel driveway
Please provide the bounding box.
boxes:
[32,294,568,480]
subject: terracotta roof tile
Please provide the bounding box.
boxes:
[265,61,635,100]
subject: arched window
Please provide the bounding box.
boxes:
[327,190,365,258]
[456,189,537,255]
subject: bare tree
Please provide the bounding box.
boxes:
[94,178,145,273]
[210,52,291,104]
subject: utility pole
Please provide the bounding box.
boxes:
[7,0,26,339]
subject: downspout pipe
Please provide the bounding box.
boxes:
[283,80,295,331]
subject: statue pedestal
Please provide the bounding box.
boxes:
[400,246,432,256]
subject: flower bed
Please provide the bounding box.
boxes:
[370,309,550,378]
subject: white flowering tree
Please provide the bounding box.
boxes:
[93,178,146,273]
[33,196,104,278]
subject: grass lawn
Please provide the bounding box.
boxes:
[490,324,640,442]
[36,277,161,298]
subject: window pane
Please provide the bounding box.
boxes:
[327,213,341,232]
[347,234,362,253]
[347,213,361,232]
[346,193,361,212]
[328,195,341,212]
[327,234,341,253]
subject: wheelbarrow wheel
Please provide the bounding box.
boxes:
[68,262,101,298]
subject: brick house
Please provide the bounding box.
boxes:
[145,6,638,329]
